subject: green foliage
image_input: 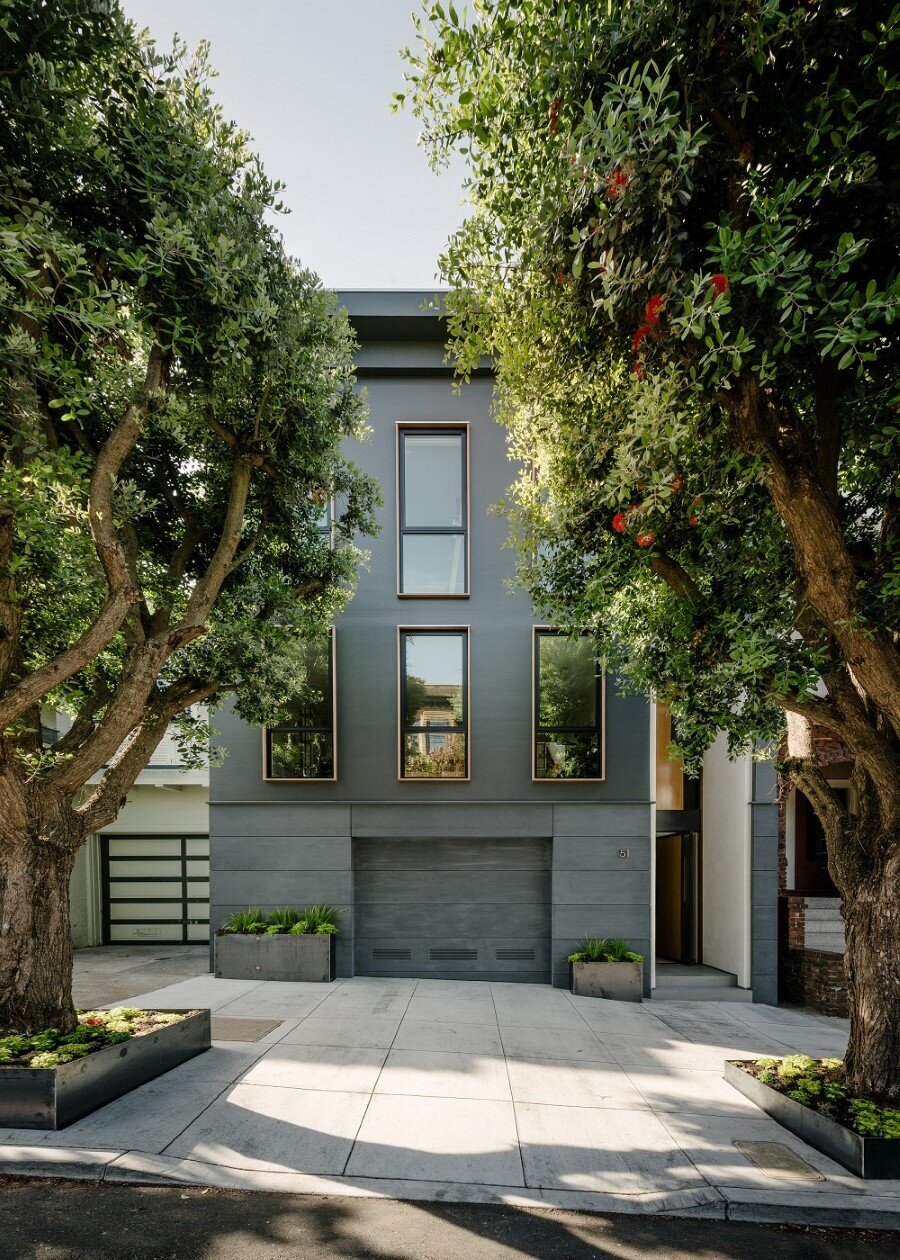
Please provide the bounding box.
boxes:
[401,0,900,771]
[219,904,341,935]
[0,1008,183,1067]
[750,1055,900,1137]
[221,908,267,935]
[0,0,379,787]
[568,935,643,963]
[290,904,341,936]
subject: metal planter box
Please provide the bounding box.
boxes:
[725,1060,900,1180]
[570,959,643,1002]
[215,932,335,982]
[0,1009,210,1131]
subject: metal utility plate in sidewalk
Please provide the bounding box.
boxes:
[210,1017,283,1042]
[734,1141,825,1181]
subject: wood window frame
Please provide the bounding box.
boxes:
[398,625,471,781]
[531,626,606,783]
[396,422,470,598]
[262,627,338,782]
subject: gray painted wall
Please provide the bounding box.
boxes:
[209,296,652,988]
[751,759,779,1003]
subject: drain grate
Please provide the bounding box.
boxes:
[734,1141,825,1181]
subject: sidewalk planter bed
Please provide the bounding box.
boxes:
[0,1009,210,1130]
[215,906,339,982]
[725,1058,900,1180]
[568,937,644,1002]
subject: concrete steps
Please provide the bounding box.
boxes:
[651,963,753,1002]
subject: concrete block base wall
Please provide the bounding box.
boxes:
[778,895,848,1017]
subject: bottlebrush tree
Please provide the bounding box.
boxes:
[400,1,900,1097]
[0,0,378,1033]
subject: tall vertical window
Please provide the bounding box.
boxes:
[533,630,604,780]
[398,426,468,596]
[399,628,469,779]
[265,629,336,780]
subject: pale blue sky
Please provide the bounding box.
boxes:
[122,0,466,288]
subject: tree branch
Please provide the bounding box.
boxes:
[649,552,703,609]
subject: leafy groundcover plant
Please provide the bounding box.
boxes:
[568,937,643,964]
[744,1056,900,1140]
[0,1008,189,1069]
[219,906,340,937]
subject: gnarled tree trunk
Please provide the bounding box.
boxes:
[841,838,900,1103]
[0,775,83,1034]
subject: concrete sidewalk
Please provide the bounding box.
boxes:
[2,974,898,1229]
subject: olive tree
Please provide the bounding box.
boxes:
[0,0,378,1033]
[401,1,899,1096]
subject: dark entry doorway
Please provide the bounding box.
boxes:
[655,832,699,964]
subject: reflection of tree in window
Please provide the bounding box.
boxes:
[535,632,602,780]
[267,635,334,779]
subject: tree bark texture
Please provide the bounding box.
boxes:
[0,793,81,1034]
[842,844,900,1103]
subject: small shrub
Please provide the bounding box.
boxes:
[267,907,305,933]
[747,1056,900,1138]
[220,908,267,935]
[567,935,643,964]
[289,904,341,935]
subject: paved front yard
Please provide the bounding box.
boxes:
[2,971,898,1227]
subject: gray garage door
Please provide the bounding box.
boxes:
[354,837,551,983]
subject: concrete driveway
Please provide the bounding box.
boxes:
[2,974,898,1228]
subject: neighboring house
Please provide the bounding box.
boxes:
[204,290,778,998]
[778,726,850,1015]
[49,708,210,948]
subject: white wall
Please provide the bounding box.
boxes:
[702,735,752,987]
[99,785,209,834]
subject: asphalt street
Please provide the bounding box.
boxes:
[1,1177,896,1260]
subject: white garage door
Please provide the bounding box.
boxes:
[102,835,209,944]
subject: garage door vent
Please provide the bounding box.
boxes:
[430,948,477,962]
[496,948,536,961]
[372,948,412,961]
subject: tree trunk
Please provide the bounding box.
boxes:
[0,827,80,1036]
[842,841,900,1103]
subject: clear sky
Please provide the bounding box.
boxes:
[122,0,466,289]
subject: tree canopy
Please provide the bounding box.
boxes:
[0,0,378,1032]
[401,0,900,1096]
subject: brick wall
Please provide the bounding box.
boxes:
[778,894,848,1017]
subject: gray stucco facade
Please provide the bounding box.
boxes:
[208,290,778,999]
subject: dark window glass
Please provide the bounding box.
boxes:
[399,428,467,594]
[400,629,468,778]
[534,630,603,779]
[265,631,335,779]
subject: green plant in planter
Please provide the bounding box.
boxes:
[265,907,305,934]
[220,908,268,935]
[289,904,341,935]
[568,936,643,964]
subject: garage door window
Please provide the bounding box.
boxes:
[400,628,469,779]
[265,628,336,780]
[102,835,209,943]
[533,629,604,780]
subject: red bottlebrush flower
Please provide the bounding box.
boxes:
[689,515,699,526]
[670,473,684,493]
[631,360,644,380]
[555,272,567,286]
[606,165,629,199]
[644,295,665,326]
[691,495,702,506]
[548,95,560,136]
[709,273,729,296]
[636,531,655,548]
[631,324,651,351]
[612,511,628,533]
